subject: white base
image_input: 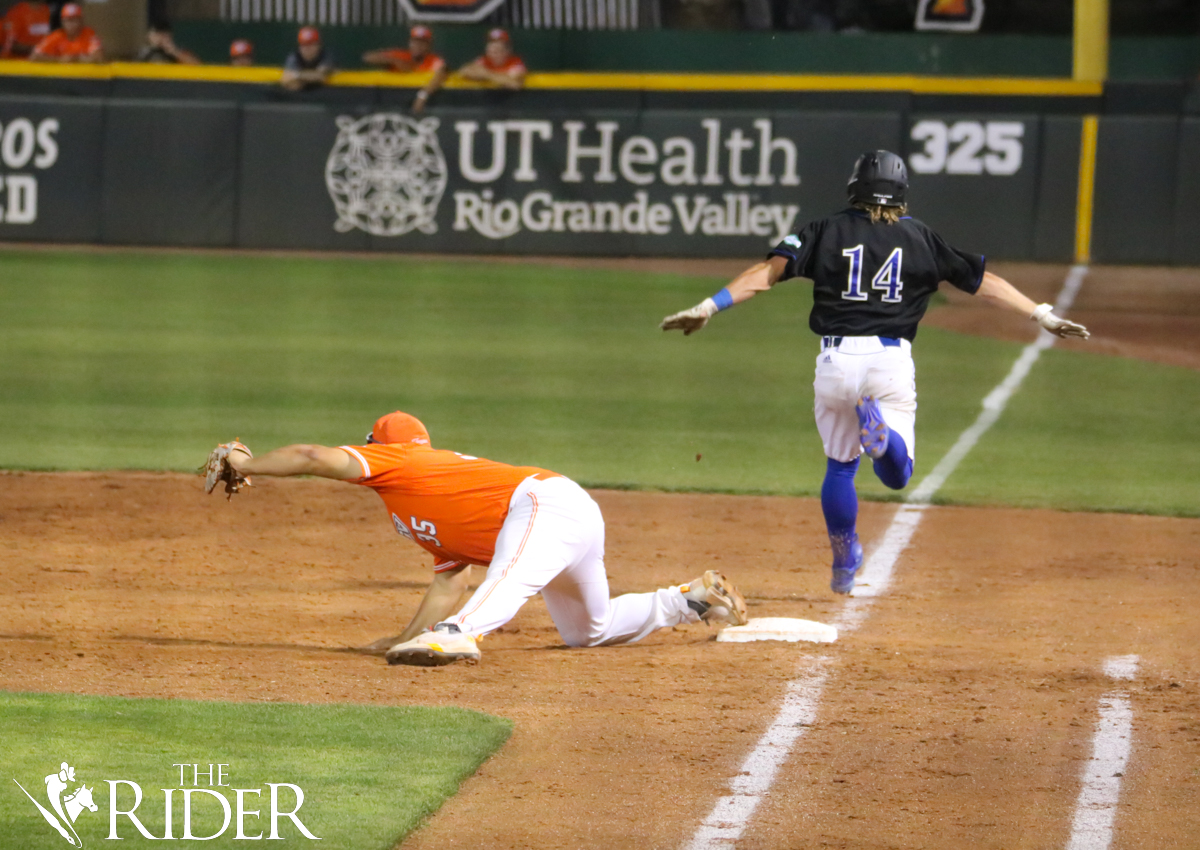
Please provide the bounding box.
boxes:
[716,617,838,644]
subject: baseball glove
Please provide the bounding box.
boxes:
[203,441,252,500]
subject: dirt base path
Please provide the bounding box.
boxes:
[2,473,1198,849]
[924,262,1200,372]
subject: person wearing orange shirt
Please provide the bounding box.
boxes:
[30,3,101,63]
[212,410,747,667]
[1,1,51,58]
[362,25,447,114]
[458,28,526,91]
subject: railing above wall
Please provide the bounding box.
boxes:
[503,0,657,30]
[220,0,404,26]
[218,0,658,28]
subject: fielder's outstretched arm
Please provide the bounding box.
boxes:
[975,271,1090,339]
[660,256,789,335]
[227,444,364,480]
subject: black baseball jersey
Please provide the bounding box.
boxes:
[768,209,985,341]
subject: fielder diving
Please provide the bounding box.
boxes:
[203,411,748,666]
[661,150,1089,595]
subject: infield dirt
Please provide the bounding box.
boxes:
[2,262,1199,849]
[2,474,1198,849]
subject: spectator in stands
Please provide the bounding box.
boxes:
[135,22,199,64]
[1,0,51,58]
[458,28,525,91]
[362,25,447,114]
[281,26,333,91]
[30,2,101,62]
[230,38,253,66]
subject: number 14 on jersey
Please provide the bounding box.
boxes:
[841,246,903,303]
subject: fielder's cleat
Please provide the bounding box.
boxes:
[385,622,480,667]
[829,533,863,595]
[856,396,890,460]
[682,570,749,626]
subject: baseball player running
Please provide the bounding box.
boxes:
[204,411,747,666]
[660,150,1089,596]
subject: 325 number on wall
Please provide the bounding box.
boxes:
[909,120,1025,176]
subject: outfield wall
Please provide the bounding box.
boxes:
[0,77,1195,263]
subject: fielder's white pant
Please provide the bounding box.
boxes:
[447,476,700,646]
[813,336,917,463]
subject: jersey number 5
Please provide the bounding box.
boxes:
[841,246,904,303]
[411,517,442,547]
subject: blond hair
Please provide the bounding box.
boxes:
[853,202,907,225]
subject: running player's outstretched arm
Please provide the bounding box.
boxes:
[974,271,1090,339]
[227,444,364,480]
[660,255,790,335]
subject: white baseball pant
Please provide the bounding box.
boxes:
[447,475,700,646]
[813,335,917,463]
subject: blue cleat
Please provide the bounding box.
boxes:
[856,395,889,460]
[829,533,863,595]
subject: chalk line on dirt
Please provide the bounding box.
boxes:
[1065,655,1140,850]
[684,266,1090,850]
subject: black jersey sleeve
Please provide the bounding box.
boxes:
[926,228,986,294]
[767,220,823,281]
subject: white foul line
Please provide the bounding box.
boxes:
[1066,655,1140,850]
[684,266,1090,850]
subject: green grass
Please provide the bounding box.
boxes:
[0,247,1196,515]
[937,347,1200,516]
[0,691,511,849]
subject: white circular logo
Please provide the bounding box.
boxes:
[325,113,447,237]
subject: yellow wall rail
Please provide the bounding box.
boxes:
[0,59,1104,96]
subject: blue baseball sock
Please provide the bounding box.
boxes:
[871,429,913,490]
[821,457,860,541]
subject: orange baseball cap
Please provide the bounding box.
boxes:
[61,3,82,18]
[230,39,252,58]
[298,26,320,45]
[368,411,431,446]
[487,28,509,43]
[410,25,432,41]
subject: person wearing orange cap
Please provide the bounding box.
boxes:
[362,25,447,114]
[229,38,253,66]
[30,3,102,63]
[281,25,334,91]
[1,1,51,58]
[458,28,525,91]
[208,411,748,667]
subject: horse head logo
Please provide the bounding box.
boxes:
[14,761,96,847]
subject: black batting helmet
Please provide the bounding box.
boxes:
[847,150,908,207]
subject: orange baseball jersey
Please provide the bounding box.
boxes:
[2,2,51,56]
[340,442,558,571]
[33,26,100,58]
[378,48,444,73]
[479,53,525,75]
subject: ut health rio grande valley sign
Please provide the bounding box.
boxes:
[319,110,876,256]
[397,0,506,22]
